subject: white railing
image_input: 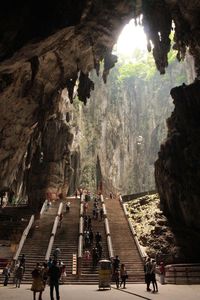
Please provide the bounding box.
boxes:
[77,194,84,275]
[107,235,114,259]
[79,217,84,235]
[13,214,35,261]
[101,195,114,260]
[45,202,63,261]
[102,203,107,216]
[40,199,48,216]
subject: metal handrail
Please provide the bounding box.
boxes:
[107,235,114,259]
[104,218,110,235]
[102,203,107,216]
[78,235,83,258]
[101,195,114,259]
[40,199,48,216]
[13,214,35,261]
[79,217,84,235]
[100,194,104,204]
[80,203,84,216]
[77,195,84,276]
[45,202,63,261]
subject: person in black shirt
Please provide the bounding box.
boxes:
[48,260,61,300]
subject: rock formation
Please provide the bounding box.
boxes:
[155,81,200,229]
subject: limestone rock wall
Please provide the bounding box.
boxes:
[155,81,200,229]
[0,1,136,207]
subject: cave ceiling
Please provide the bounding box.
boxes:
[0,0,200,193]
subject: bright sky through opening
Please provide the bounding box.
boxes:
[116,19,147,55]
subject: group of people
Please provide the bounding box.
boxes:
[82,193,105,268]
[2,254,26,287]
[31,257,64,300]
[92,196,104,221]
[112,255,128,289]
[31,248,66,300]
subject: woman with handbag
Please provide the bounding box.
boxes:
[120,264,128,288]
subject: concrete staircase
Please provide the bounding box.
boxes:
[79,198,109,284]
[50,197,80,283]
[105,196,144,283]
[20,201,60,283]
[0,208,33,284]
[0,194,144,285]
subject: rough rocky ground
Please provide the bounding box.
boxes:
[126,194,181,263]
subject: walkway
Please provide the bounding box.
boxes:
[1,283,200,300]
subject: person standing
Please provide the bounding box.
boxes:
[66,201,70,212]
[120,264,128,288]
[145,257,152,292]
[58,213,63,228]
[19,254,26,273]
[53,247,61,260]
[15,265,24,288]
[151,259,158,293]
[48,260,61,300]
[3,263,11,286]
[159,261,165,285]
[113,255,120,272]
[31,263,44,300]
[114,268,120,288]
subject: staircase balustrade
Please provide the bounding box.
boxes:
[104,218,110,235]
[13,214,35,262]
[45,202,63,261]
[79,216,84,235]
[40,199,48,216]
[102,203,107,216]
[80,203,84,216]
[77,194,84,276]
[101,195,114,260]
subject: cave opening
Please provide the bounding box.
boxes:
[78,18,194,196]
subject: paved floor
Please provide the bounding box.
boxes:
[1,283,200,300]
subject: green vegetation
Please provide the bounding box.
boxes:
[117,48,181,83]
